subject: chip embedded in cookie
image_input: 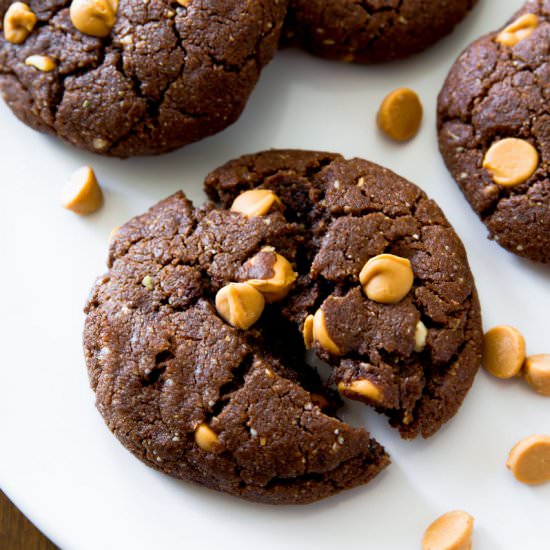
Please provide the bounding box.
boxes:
[0,1,287,157]
[207,150,483,440]
[438,1,550,263]
[282,0,478,63]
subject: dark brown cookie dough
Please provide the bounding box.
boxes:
[438,0,550,263]
[206,150,483,440]
[0,1,287,157]
[85,150,482,503]
[85,191,389,505]
[282,0,477,64]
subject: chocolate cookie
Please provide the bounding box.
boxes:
[85,150,482,503]
[0,1,286,157]
[85,191,389,505]
[206,150,483,440]
[282,0,477,64]
[438,1,550,263]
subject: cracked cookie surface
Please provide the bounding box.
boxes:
[0,0,287,157]
[206,150,483,440]
[85,189,389,505]
[281,0,477,64]
[438,0,550,263]
[85,150,482,504]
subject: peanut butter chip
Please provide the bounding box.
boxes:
[194,424,221,453]
[377,87,423,141]
[245,248,297,303]
[359,254,414,304]
[25,55,56,72]
[303,314,314,350]
[230,189,282,218]
[338,379,381,403]
[482,138,539,187]
[3,2,37,44]
[524,354,550,396]
[496,13,539,47]
[61,166,104,215]
[507,434,550,485]
[70,0,118,38]
[215,283,265,330]
[422,511,474,550]
[312,308,341,356]
[482,325,526,379]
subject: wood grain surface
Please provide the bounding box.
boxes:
[0,490,57,550]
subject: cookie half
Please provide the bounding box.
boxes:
[438,0,550,263]
[206,150,483,440]
[85,191,389,505]
[282,0,477,64]
[0,1,287,157]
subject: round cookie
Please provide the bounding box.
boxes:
[438,1,550,263]
[85,191,390,505]
[282,0,478,64]
[85,150,482,503]
[207,150,483,440]
[0,1,287,157]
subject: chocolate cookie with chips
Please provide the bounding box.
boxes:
[85,189,389,505]
[438,0,550,263]
[0,0,287,156]
[206,150,483,440]
[85,150,482,504]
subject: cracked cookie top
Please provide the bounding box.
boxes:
[0,0,287,157]
[85,188,390,505]
[281,0,477,64]
[84,149,482,505]
[438,0,550,263]
[206,150,483,440]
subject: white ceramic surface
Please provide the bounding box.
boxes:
[1,1,549,548]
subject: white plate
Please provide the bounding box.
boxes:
[1,1,549,548]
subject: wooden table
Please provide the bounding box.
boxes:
[0,490,57,549]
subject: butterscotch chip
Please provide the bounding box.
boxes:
[215,283,265,330]
[25,55,56,72]
[61,166,104,215]
[194,423,221,453]
[338,379,381,403]
[496,13,538,47]
[245,247,297,303]
[312,308,341,356]
[377,88,423,142]
[523,354,550,396]
[359,253,414,304]
[422,510,474,550]
[3,2,37,44]
[482,325,525,379]
[303,314,314,350]
[70,0,119,38]
[310,393,330,410]
[507,434,550,485]
[230,189,282,218]
[482,138,539,187]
